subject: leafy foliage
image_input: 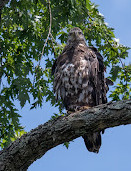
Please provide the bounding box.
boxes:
[0,0,130,148]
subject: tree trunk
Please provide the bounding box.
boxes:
[0,100,131,171]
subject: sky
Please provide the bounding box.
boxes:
[19,1,131,170]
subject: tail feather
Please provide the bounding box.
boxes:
[82,132,101,153]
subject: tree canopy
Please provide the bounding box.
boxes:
[0,0,131,148]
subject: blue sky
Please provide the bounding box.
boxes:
[19,1,131,170]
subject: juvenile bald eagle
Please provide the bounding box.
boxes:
[52,27,112,153]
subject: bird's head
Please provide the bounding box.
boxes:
[67,27,86,44]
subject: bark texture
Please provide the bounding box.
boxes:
[0,100,131,171]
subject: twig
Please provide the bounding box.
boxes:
[50,33,59,46]
[49,33,60,58]
[38,0,52,65]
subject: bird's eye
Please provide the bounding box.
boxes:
[78,32,82,35]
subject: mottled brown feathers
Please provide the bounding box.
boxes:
[52,27,112,153]
[52,42,107,110]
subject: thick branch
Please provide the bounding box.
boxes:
[0,100,131,171]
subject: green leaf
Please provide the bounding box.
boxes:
[0,0,130,148]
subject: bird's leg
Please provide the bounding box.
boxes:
[67,110,75,115]
[67,106,90,115]
[67,110,73,114]
[78,105,90,111]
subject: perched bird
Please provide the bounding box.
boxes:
[52,27,113,153]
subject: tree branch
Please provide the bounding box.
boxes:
[0,100,131,171]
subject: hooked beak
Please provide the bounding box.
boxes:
[72,32,78,40]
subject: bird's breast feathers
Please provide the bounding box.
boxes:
[53,44,97,107]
